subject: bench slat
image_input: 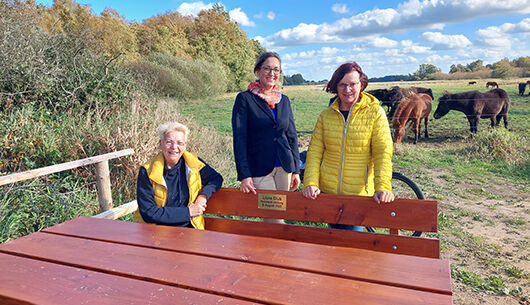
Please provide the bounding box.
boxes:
[206,188,438,232]
[0,232,452,305]
[205,217,440,258]
[41,217,451,295]
[0,253,251,305]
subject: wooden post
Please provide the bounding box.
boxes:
[95,160,112,212]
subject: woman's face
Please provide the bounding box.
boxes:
[337,71,362,107]
[159,130,187,169]
[257,57,281,90]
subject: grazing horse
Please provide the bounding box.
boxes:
[392,86,434,99]
[433,89,510,133]
[392,93,432,144]
[518,82,527,96]
[366,87,404,117]
[468,81,477,85]
[486,81,499,88]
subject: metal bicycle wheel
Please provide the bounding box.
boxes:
[366,172,424,237]
[391,172,425,201]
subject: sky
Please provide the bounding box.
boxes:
[36,0,530,81]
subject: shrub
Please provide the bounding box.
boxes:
[432,69,493,80]
[0,1,134,112]
[0,176,98,243]
[463,129,529,166]
[128,53,229,99]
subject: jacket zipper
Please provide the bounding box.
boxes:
[337,107,351,195]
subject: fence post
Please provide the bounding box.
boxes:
[95,160,112,212]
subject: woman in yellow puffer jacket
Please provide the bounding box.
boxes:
[302,62,394,226]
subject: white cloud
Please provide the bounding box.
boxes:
[177,1,213,16]
[229,8,256,27]
[332,3,349,14]
[475,18,530,48]
[320,46,340,56]
[364,37,399,48]
[421,32,472,49]
[254,11,275,20]
[284,47,339,61]
[263,0,530,47]
[400,40,431,54]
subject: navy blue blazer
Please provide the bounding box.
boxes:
[232,90,300,181]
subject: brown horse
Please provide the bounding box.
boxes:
[392,86,434,99]
[468,81,477,85]
[368,86,433,119]
[392,93,432,144]
[486,81,499,88]
[433,89,510,133]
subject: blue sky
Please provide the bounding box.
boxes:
[36,0,530,80]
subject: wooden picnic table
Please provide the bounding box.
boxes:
[0,216,453,304]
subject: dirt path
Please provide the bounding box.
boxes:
[425,167,529,305]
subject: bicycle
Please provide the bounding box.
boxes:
[298,151,425,236]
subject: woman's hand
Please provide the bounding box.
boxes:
[240,177,257,194]
[290,173,301,191]
[373,191,395,204]
[302,186,321,200]
[189,195,207,218]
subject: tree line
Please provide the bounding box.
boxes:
[286,58,530,84]
[369,58,530,83]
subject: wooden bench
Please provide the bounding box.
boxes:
[205,188,440,258]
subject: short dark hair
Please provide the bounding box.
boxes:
[325,62,369,94]
[254,52,282,73]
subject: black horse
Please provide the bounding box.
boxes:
[518,83,527,96]
[366,87,404,118]
[433,89,510,133]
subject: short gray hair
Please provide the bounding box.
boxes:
[158,122,190,141]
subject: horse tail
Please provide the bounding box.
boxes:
[496,89,511,128]
[496,89,511,114]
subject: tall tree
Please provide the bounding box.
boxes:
[492,58,513,78]
[413,64,441,80]
[135,11,193,59]
[467,59,483,72]
[188,4,256,91]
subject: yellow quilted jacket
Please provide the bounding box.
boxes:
[133,151,206,229]
[303,92,393,195]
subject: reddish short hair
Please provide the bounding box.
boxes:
[325,62,369,94]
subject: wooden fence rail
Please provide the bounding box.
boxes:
[0,149,134,212]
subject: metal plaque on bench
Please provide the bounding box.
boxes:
[258,193,287,211]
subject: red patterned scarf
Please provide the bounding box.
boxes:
[247,81,282,109]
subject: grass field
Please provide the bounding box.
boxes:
[180,79,529,305]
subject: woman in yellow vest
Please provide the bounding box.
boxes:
[134,122,223,229]
[302,62,394,231]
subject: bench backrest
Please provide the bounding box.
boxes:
[204,188,440,258]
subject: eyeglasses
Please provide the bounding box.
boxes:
[163,140,187,147]
[338,82,360,91]
[261,66,281,75]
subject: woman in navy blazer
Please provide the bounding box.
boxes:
[232,52,300,194]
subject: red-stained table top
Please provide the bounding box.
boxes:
[0,217,453,305]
